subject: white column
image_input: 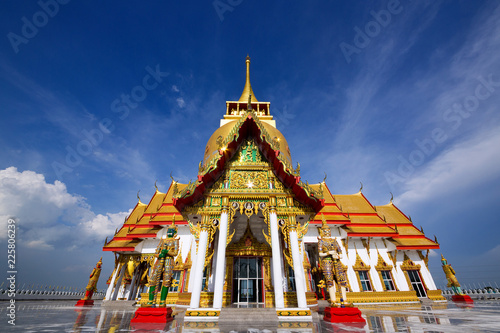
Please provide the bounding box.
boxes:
[105,263,121,300]
[189,227,209,308]
[290,229,307,308]
[111,264,126,300]
[269,211,285,308]
[96,309,106,330]
[127,267,139,300]
[188,237,198,292]
[213,210,229,308]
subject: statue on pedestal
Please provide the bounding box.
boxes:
[83,257,102,300]
[318,220,348,306]
[75,257,102,306]
[146,221,179,307]
[441,254,462,295]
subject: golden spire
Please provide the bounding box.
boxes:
[238,55,259,103]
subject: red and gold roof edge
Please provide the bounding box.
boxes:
[172,111,325,213]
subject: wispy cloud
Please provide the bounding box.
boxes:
[396,127,500,206]
[176,97,186,108]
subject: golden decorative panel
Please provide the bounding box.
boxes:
[427,289,446,301]
[226,222,272,257]
[400,252,421,270]
[175,292,191,306]
[185,309,220,317]
[345,290,419,304]
[230,171,268,190]
[277,309,311,316]
[199,292,214,308]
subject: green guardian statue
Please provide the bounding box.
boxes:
[146,221,179,307]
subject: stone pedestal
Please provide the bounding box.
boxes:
[452,294,474,304]
[130,307,174,324]
[323,306,365,323]
[75,299,94,307]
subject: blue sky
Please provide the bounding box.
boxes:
[0,0,499,291]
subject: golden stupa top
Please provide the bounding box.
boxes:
[238,55,258,103]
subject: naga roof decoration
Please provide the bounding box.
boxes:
[172,110,325,213]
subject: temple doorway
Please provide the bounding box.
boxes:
[232,256,264,305]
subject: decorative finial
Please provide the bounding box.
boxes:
[137,190,141,202]
[170,172,176,183]
[359,182,363,192]
[323,172,327,183]
[154,180,158,191]
[434,235,439,244]
[238,55,258,103]
[420,225,424,233]
[390,192,394,203]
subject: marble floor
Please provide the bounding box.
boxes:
[0,300,499,332]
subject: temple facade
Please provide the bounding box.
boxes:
[102,57,445,316]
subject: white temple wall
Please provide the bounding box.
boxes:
[345,240,360,292]
[368,241,384,292]
[138,239,161,254]
[408,250,437,290]
[382,316,395,332]
[302,224,319,243]
[393,251,410,291]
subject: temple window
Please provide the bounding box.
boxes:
[357,271,373,291]
[380,270,395,291]
[375,252,398,291]
[287,266,296,292]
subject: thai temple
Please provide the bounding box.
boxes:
[102,56,445,318]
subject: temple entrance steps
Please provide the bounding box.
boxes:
[218,307,278,331]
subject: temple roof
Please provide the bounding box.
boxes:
[103,57,439,253]
[104,181,439,252]
[204,119,292,167]
[307,185,439,249]
[174,110,325,212]
[103,183,187,252]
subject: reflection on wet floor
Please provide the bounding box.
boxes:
[0,300,499,332]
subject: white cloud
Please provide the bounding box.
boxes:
[176,97,186,108]
[0,167,129,250]
[172,85,179,92]
[397,127,500,206]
